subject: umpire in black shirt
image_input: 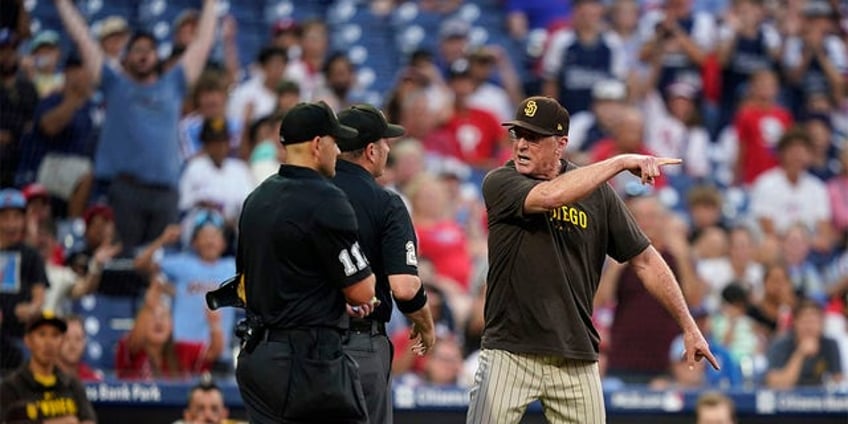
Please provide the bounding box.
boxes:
[333,104,437,424]
[235,101,377,424]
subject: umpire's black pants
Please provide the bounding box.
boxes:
[236,328,368,424]
[343,319,393,424]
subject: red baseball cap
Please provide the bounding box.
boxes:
[272,19,301,36]
[83,204,114,226]
[22,183,48,201]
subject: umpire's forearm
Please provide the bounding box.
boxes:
[405,303,435,333]
[632,246,698,333]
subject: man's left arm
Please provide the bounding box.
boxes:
[180,0,218,85]
[630,245,720,370]
[383,194,435,354]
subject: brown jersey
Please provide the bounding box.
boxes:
[481,160,649,360]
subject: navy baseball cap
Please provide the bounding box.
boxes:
[502,96,570,137]
[200,117,230,143]
[280,101,358,145]
[337,104,405,152]
[0,189,26,211]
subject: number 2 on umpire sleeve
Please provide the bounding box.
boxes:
[339,242,368,276]
[405,241,418,266]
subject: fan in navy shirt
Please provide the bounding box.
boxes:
[542,0,625,115]
[16,54,96,217]
[716,0,782,128]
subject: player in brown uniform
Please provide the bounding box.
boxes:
[466,96,719,424]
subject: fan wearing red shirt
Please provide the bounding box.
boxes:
[116,283,223,380]
[424,59,508,170]
[733,69,792,185]
[590,107,667,190]
[409,174,472,293]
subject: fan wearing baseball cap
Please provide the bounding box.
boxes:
[0,189,50,373]
[466,96,719,423]
[0,311,96,423]
[234,100,375,422]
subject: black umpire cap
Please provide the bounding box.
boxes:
[280,101,358,145]
[337,104,405,152]
[502,96,570,137]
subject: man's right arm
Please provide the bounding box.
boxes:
[765,338,816,389]
[343,274,376,306]
[39,95,86,137]
[315,192,376,305]
[524,154,681,214]
[55,0,103,84]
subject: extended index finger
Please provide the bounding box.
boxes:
[657,157,684,166]
[702,348,721,371]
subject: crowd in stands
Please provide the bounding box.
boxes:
[0,0,847,398]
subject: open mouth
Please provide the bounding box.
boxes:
[516,154,530,165]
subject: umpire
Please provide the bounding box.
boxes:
[235,101,377,423]
[333,104,436,424]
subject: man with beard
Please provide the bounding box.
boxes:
[314,53,363,111]
[0,27,38,188]
[55,0,218,254]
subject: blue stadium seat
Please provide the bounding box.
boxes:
[73,294,140,371]
[79,0,136,23]
[328,0,400,97]
[262,0,328,26]
[26,0,62,20]
[391,1,443,57]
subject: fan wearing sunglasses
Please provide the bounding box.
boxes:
[133,208,234,373]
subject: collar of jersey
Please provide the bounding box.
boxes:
[278,164,326,180]
[336,159,373,181]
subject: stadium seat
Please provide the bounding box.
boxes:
[73,294,140,372]
[262,0,328,26]
[391,1,443,57]
[328,0,400,98]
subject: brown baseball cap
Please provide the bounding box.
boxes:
[502,96,570,137]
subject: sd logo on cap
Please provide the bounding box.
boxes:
[503,96,570,137]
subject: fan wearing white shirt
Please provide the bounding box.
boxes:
[226,47,288,130]
[179,118,255,224]
[749,128,836,254]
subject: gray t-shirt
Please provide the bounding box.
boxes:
[481,160,649,360]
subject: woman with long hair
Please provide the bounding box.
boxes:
[115,280,223,380]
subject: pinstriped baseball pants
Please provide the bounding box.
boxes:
[466,349,605,424]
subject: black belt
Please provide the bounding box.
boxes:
[263,327,343,343]
[347,319,386,336]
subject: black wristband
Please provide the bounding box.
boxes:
[395,284,427,314]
